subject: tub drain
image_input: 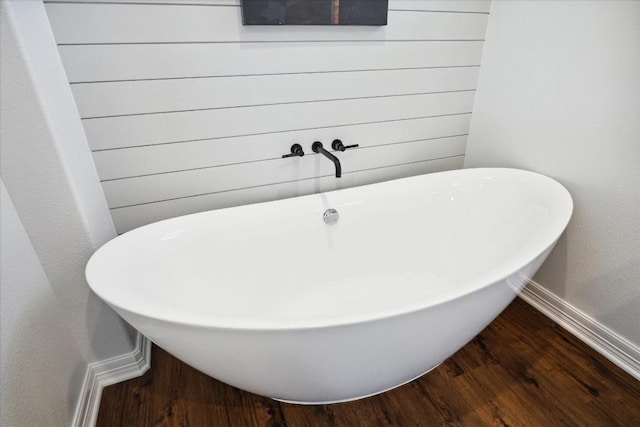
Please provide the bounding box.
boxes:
[323,208,339,225]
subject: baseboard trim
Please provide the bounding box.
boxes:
[520,281,640,381]
[73,332,152,427]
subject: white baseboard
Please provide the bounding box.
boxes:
[73,332,152,427]
[520,281,640,381]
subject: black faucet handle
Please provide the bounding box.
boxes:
[331,139,359,152]
[282,143,304,158]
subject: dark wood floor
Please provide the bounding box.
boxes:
[97,298,640,426]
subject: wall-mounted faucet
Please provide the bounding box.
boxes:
[282,143,305,158]
[331,139,359,152]
[312,141,342,178]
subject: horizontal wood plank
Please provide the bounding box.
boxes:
[73,67,479,118]
[46,4,488,44]
[93,114,471,180]
[84,91,475,150]
[110,156,464,233]
[45,0,239,4]
[102,135,467,208]
[59,41,484,83]
[45,0,491,13]
[390,1,491,13]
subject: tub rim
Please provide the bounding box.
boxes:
[86,167,573,331]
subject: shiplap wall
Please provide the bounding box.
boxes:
[44,0,490,233]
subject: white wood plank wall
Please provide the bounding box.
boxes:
[44,0,490,233]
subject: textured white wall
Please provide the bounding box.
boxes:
[466,1,639,347]
[0,0,138,422]
[1,180,84,427]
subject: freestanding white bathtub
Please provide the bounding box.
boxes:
[86,168,572,404]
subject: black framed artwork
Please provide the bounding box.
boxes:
[241,0,388,26]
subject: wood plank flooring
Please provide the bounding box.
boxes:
[97,298,640,426]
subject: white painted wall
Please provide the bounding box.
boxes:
[466,1,639,349]
[0,180,84,427]
[1,0,138,422]
[44,0,491,233]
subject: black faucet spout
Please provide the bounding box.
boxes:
[312,141,342,178]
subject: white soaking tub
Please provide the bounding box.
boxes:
[86,168,573,404]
